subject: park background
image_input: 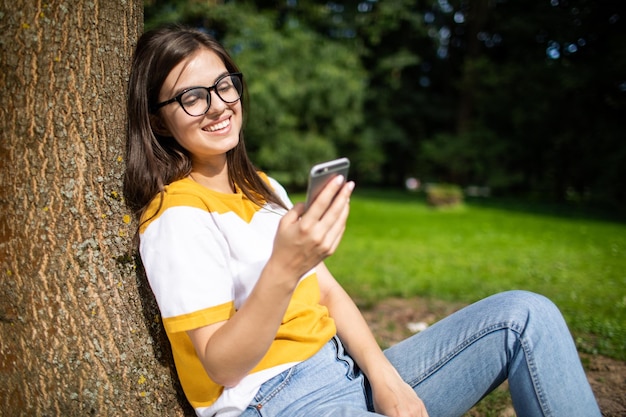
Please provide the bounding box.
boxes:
[0,0,624,415]
[146,0,626,209]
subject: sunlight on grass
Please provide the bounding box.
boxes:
[320,189,626,360]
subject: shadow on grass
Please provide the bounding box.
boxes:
[352,187,626,224]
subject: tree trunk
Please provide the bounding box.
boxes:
[456,0,491,135]
[0,1,191,415]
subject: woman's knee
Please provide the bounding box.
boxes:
[495,290,567,333]
[500,290,559,313]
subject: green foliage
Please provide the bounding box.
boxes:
[320,189,626,361]
[353,0,431,186]
[224,9,366,186]
[419,129,520,190]
[462,0,626,204]
[257,131,336,187]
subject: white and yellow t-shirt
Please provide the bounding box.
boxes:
[139,175,336,416]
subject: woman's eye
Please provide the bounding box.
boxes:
[217,81,234,93]
[182,90,205,105]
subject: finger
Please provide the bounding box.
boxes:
[326,218,347,254]
[278,203,305,229]
[318,181,354,224]
[304,175,347,221]
[289,202,306,219]
[319,191,351,254]
[315,182,353,247]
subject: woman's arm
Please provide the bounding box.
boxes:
[188,177,354,387]
[316,263,429,417]
[186,258,301,387]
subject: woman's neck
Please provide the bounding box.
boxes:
[189,160,235,194]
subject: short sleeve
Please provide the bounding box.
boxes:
[140,205,235,332]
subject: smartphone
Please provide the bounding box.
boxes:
[305,157,350,209]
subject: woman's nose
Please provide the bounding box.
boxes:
[207,90,227,114]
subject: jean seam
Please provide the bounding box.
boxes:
[332,336,357,380]
[405,321,524,388]
[519,328,552,417]
[251,365,296,410]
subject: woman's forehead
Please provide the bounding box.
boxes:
[161,48,227,96]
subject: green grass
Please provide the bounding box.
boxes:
[311,189,626,361]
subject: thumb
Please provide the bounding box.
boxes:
[283,202,305,223]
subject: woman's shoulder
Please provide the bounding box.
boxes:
[140,178,211,227]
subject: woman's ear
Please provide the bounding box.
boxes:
[149,114,171,136]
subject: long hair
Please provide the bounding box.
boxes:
[123,25,287,227]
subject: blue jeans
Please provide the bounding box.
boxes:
[241,291,601,417]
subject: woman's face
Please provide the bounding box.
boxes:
[155,48,242,167]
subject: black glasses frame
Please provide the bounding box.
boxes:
[153,72,243,116]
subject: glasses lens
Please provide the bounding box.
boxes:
[180,88,210,116]
[215,74,243,103]
[179,74,243,116]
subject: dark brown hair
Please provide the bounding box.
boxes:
[123,25,286,227]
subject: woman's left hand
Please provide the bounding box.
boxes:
[371,369,429,417]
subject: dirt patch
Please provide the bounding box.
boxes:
[585,353,626,417]
[361,296,626,417]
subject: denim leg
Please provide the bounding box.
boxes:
[382,291,601,417]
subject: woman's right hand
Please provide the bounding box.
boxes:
[270,175,355,284]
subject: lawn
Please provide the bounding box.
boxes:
[316,189,626,361]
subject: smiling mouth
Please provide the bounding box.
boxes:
[203,118,230,132]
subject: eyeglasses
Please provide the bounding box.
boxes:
[153,72,243,117]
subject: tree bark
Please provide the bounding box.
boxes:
[0,1,191,415]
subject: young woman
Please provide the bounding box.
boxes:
[124,25,602,417]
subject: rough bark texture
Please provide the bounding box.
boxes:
[0,1,192,415]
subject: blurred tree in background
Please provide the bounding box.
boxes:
[144,0,626,209]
